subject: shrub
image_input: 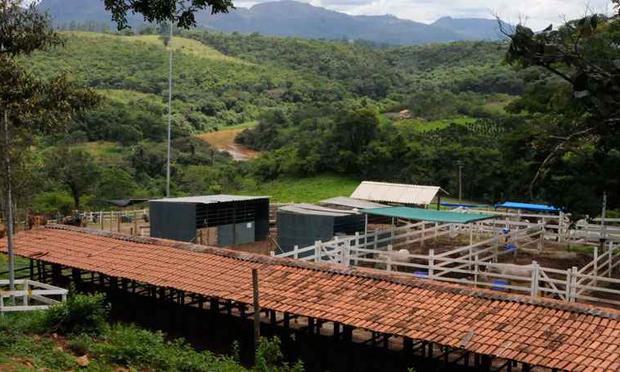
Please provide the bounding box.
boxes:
[92,324,243,371]
[39,293,109,336]
[254,337,303,372]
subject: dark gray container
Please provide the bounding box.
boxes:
[276,204,365,251]
[149,195,269,246]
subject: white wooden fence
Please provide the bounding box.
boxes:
[274,220,620,308]
[0,279,68,314]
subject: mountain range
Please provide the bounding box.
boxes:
[38,0,511,45]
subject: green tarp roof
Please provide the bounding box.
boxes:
[361,207,494,224]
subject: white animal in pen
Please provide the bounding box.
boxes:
[373,249,412,270]
[478,264,534,292]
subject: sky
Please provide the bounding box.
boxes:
[234,0,614,29]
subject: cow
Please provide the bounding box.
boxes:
[61,214,87,227]
[478,263,534,292]
[28,214,48,229]
[482,264,532,278]
[378,249,411,263]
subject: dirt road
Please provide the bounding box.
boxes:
[197,128,259,161]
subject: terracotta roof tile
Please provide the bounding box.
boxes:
[1,224,619,371]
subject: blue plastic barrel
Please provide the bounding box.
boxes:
[492,279,509,291]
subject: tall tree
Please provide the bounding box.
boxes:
[45,148,100,209]
[0,0,98,290]
[503,3,620,213]
[103,0,234,29]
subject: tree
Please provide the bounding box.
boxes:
[102,0,234,29]
[97,168,139,200]
[45,148,100,210]
[503,4,620,212]
[0,0,98,290]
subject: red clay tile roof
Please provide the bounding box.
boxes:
[2,224,620,371]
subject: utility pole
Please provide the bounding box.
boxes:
[3,110,15,291]
[600,192,607,253]
[252,268,261,362]
[165,20,173,198]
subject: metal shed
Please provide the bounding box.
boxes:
[149,195,269,246]
[319,196,388,211]
[277,204,365,251]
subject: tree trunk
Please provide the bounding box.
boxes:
[3,109,16,291]
[73,192,80,211]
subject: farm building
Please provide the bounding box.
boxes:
[149,195,269,246]
[319,196,387,211]
[277,204,365,251]
[350,181,448,208]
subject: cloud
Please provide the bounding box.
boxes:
[235,0,614,29]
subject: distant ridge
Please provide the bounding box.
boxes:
[38,0,511,45]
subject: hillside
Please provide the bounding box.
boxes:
[26,31,516,142]
[20,29,530,211]
[38,0,510,45]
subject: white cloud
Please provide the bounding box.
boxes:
[235,0,614,29]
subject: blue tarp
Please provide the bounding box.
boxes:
[494,201,560,213]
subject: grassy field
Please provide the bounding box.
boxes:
[0,254,30,280]
[240,174,360,203]
[69,141,128,168]
[395,116,477,132]
[64,32,246,64]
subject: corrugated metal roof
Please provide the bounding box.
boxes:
[362,207,494,224]
[278,203,355,217]
[150,195,269,204]
[351,181,448,205]
[320,196,388,210]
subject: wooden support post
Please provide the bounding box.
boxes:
[252,268,260,355]
[308,317,315,334]
[210,297,219,313]
[314,241,321,263]
[429,249,435,279]
[609,243,614,277]
[72,268,82,287]
[100,211,104,230]
[403,337,413,351]
[333,322,340,339]
[593,246,598,286]
[343,325,353,342]
[570,266,578,302]
[283,312,290,329]
[530,261,540,298]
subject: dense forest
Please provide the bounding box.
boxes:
[16,19,619,217]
